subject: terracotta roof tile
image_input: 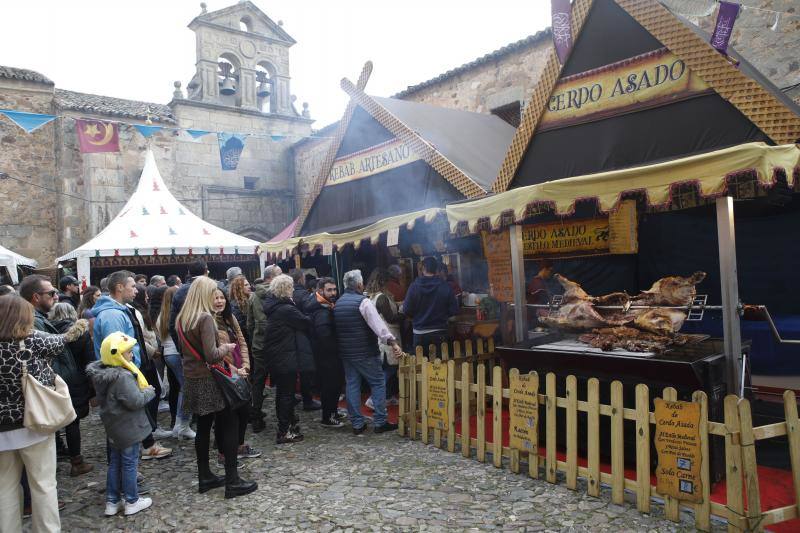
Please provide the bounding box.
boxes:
[0,65,54,85]
[54,89,177,124]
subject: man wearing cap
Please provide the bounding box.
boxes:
[58,276,81,309]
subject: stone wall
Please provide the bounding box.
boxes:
[0,79,57,264]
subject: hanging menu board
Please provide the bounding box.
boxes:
[481,229,513,303]
[654,398,703,503]
[427,361,448,429]
[509,372,539,452]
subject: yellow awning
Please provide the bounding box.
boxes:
[446,142,800,232]
[260,207,445,257]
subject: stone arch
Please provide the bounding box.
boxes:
[239,15,253,33]
[236,226,270,243]
[256,60,277,113]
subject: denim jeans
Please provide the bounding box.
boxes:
[343,356,386,429]
[106,443,139,504]
[163,354,189,422]
[413,331,449,358]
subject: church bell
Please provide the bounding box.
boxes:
[257,79,271,98]
[220,77,236,95]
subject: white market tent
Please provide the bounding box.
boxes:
[0,244,38,284]
[58,150,259,286]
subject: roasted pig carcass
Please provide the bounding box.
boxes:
[553,274,629,306]
[631,271,706,306]
[633,308,687,336]
[540,301,629,330]
[578,326,692,353]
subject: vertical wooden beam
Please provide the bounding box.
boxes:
[546,373,557,483]
[724,394,745,533]
[398,355,407,437]
[693,390,711,532]
[492,365,503,468]
[461,362,472,458]
[421,358,430,445]
[611,381,624,505]
[784,391,800,521]
[566,375,578,490]
[529,371,540,480]
[587,378,600,497]
[635,383,651,513]
[477,363,487,463]
[447,359,456,452]
[738,399,763,532]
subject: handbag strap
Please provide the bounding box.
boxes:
[176,321,229,375]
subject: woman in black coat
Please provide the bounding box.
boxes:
[261,274,314,444]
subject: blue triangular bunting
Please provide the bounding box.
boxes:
[134,124,163,138]
[0,110,56,133]
[186,129,211,139]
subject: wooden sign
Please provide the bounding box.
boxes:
[322,240,333,256]
[522,200,637,258]
[539,48,709,131]
[481,229,513,303]
[654,398,703,503]
[327,138,421,187]
[427,361,448,429]
[509,372,539,451]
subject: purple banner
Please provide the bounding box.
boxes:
[551,0,573,64]
[710,1,740,55]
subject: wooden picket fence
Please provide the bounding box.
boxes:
[397,341,800,532]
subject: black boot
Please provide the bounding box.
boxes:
[198,460,225,494]
[224,474,257,499]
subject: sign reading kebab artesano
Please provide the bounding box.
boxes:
[326,138,421,187]
[539,48,709,130]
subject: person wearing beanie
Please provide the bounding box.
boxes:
[86,332,155,517]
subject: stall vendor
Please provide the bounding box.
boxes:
[386,265,407,302]
[438,263,462,298]
[527,259,554,312]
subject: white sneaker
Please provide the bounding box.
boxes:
[173,423,196,440]
[152,427,173,440]
[124,497,152,516]
[141,443,172,460]
[158,401,170,413]
[365,397,375,411]
[104,501,122,516]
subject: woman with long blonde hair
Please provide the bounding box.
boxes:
[175,277,257,499]
[156,287,194,440]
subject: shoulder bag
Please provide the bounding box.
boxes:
[177,322,251,410]
[17,340,77,432]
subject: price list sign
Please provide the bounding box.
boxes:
[654,398,703,502]
[509,373,538,451]
[427,362,448,430]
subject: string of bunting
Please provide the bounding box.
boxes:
[0,109,335,170]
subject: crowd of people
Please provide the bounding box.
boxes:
[0,255,460,530]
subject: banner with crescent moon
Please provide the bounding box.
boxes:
[75,119,120,153]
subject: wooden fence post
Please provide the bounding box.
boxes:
[724,394,745,533]
[611,381,624,505]
[492,365,503,468]
[662,387,679,522]
[635,383,651,513]
[566,375,578,490]
[461,362,472,458]
[398,355,407,437]
[441,343,449,362]
[785,391,800,521]
[453,341,462,365]
[529,371,540,480]
[587,378,600,497]
[692,390,711,532]
[421,358,430,445]
[738,398,763,532]
[447,359,456,452]
[546,372,557,483]
[477,363,487,462]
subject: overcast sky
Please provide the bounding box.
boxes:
[0,0,551,127]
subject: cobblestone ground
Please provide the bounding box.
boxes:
[42,392,720,532]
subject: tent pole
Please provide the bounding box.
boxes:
[716,196,743,396]
[509,225,528,344]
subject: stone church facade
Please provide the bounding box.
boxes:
[1,0,798,266]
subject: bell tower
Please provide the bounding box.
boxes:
[186,1,297,115]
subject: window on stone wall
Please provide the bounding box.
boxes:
[244,176,259,190]
[240,16,252,33]
[490,101,522,127]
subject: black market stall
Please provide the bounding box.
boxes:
[262,63,515,333]
[444,0,800,482]
[58,150,261,286]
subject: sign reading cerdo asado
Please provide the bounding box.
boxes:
[539,48,709,130]
[326,138,421,187]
